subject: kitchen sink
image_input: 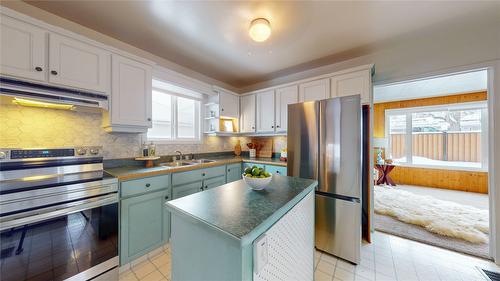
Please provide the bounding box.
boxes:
[160,161,194,167]
[188,159,216,164]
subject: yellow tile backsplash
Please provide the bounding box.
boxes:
[0,104,286,159]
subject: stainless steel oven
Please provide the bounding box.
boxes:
[0,147,119,281]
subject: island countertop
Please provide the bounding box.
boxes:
[165,176,317,245]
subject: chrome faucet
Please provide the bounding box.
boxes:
[175,150,183,160]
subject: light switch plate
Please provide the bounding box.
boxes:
[253,233,268,274]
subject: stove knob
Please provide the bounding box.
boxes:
[76,148,87,155]
[90,148,100,155]
[0,151,6,159]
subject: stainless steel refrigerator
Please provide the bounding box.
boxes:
[287,95,362,264]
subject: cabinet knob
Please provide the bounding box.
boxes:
[276,125,280,128]
[145,183,151,188]
[35,67,43,72]
[165,195,169,200]
[221,108,224,112]
[276,171,280,174]
[202,172,206,176]
[200,186,204,191]
[271,125,274,128]
[147,118,151,121]
[252,126,255,129]
[50,70,58,75]
[228,169,230,172]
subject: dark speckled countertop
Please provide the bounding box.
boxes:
[105,156,286,181]
[165,176,316,244]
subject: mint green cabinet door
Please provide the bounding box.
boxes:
[226,164,241,183]
[204,175,226,190]
[163,192,171,242]
[120,190,168,264]
[265,165,287,176]
[172,181,203,199]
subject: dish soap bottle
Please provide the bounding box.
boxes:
[148,142,156,156]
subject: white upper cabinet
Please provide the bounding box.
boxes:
[48,33,110,93]
[330,69,371,104]
[218,90,239,119]
[103,54,152,132]
[275,85,298,132]
[0,16,47,82]
[299,78,330,102]
[240,94,256,133]
[256,90,276,133]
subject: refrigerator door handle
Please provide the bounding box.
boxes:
[315,190,361,203]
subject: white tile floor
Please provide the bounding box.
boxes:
[119,232,499,281]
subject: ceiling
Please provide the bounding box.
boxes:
[374,70,488,103]
[24,1,499,89]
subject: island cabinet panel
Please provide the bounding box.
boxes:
[226,163,242,183]
[172,181,203,199]
[120,189,169,264]
[265,165,287,176]
[204,175,226,190]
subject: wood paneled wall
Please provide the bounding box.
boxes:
[390,166,488,194]
[374,91,488,193]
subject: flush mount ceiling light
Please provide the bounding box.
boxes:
[249,18,271,42]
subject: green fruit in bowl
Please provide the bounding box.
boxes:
[244,167,253,174]
[264,172,271,177]
[251,168,261,176]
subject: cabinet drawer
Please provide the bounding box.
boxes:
[265,165,287,176]
[172,181,203,199]
[121,174,170,197]
[172,169,203,186]
[203,165,226,179]
[204,175,226,190]
[226,164,242,183]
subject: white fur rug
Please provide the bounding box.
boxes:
[374,185,489,243]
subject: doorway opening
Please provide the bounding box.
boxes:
[372,69,490,259]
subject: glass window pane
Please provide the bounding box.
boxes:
[148,91,172,139]
[388,114,406,163]
[177,97,197,138]
[411,108,482,168]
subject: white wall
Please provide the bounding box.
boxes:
[241,8,500,92]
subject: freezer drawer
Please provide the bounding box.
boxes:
[315,193,361,264]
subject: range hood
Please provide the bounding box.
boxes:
[0,77,108,109]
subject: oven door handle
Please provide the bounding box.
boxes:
[0,193,118,231]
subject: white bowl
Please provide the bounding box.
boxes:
[242,173,272,190]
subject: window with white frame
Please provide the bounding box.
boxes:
[385,101,488,170]
[147,89,201,142]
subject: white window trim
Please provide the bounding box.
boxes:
[385,100,488,172]
[147,88,202,144]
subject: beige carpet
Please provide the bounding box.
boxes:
[375,213,489,259]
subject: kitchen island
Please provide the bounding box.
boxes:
[165,176,317,281]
